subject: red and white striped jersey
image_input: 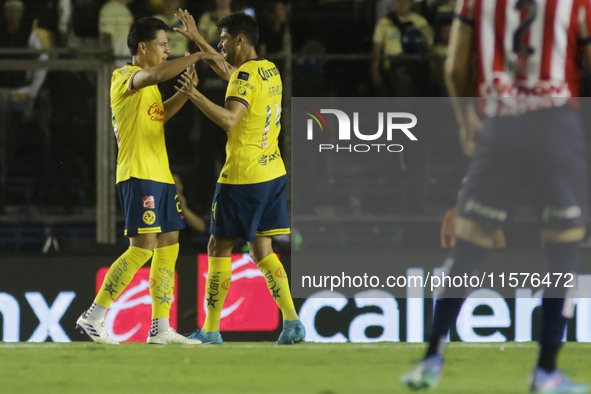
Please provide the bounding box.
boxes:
[457,0,591,101]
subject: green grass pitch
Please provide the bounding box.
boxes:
[1,342,590,393]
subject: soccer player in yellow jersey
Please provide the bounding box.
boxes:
[174,10,305,345]
[76,17,229,345]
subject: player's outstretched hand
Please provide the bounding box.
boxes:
[199,52,231,73]
[459,104,483,157]
[175,69,198,98]
[174,8,201,42]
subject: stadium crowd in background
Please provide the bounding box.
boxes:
[0,0,461,220]
[2,0,590,255]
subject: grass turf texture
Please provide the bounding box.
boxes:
[1,342,590,393]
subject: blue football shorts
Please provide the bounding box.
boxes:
[210,175,290,242]
[459,105,588,229]
[117,177,186,236]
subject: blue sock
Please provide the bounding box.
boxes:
[426,239,488,357]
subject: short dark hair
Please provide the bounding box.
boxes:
[127,17,169,56]
[217,13,259,47]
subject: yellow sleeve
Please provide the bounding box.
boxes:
[225,67,258,109]
[111,66,142,112]
[372,18,388,44]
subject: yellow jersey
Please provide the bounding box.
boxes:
[220,58,286,184]
[111,65,174,185]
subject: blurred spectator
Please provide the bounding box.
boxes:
[27,0,70,48]
[197,0,232,45]
[99,0,134,68]
[257,1,287,58]
[173,174,206,233]
[433,12,451,57]
[0,0,48,213]
[375,0,395,21]
[68,0,103,49]
[434,0,455,14]
[153,0,187,59]
[197,0,252,45]
[371,0,434,96]
[0,0,48,111]
[197,0,232,44]
[430,12,452,94]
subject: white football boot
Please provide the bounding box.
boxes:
[76,313,119,345]
[147,328,202,345]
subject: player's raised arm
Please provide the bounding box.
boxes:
[445,5,481,157]
[174,8,237,81]
[132,51,227,91]
[161,54,198,124]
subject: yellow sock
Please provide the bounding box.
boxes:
[150,244,179,319]
[257,254,298,321]
[203,257,232,332]
[94,246,153,308]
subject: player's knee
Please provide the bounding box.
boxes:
[249,238,274,263]
[248,249,259,263]
[207,236,234,257]
[540,227,586,243]
[130,233,157,251]
[207,236,219,256]
[455,217,498,249]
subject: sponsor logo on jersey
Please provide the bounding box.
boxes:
[258,66,280,81]
[142,196,155,209]
[142,210,156,225]
[147,102,164,122]
[238,71,250,81]
[258,151,281,166]
[275,267,287,278]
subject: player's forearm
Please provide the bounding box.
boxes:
[147,53,203,84]
[445,20,474,125]
[191,32,217,57]
[183,207,206,232]
[189,90,238,132]
[163,92,189,124]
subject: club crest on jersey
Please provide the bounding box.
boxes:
[238,71,250,81]
[142,196,155,209]
[142,210,156,225]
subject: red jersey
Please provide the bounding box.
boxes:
[457,0,591,114]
